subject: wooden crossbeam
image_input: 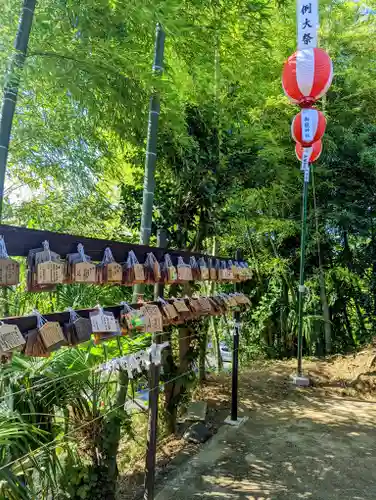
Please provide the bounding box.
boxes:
[0,297,228,335]
[0,224,230,264]
[0,303,141,334]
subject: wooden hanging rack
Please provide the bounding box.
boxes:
[0,224,233,264]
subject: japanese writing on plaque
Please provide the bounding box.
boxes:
[90,310,118,333]
[0,259,19,286]
[140,305,163,333]
[73,262,96,283]
[0,324,25,352]
[297,0,318,49]
[302,109,313,143]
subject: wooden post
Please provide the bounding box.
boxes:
[143,229,167,499]
[153,229,167,301]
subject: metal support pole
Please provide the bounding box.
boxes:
[143,229,167,500]
[231,249,241,422]
[297,178,309,376]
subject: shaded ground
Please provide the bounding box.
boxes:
[155,395,376,499]
[119,348,376,499]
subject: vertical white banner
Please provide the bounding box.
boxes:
[301,108,314,144]
[304,165,310,182]
[297,0,319,50]
[300,147,312,172]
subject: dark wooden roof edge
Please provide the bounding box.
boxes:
[0,224,236,264]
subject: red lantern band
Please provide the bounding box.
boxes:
[291,108,326,147]
[282,48,333,107]
[295,140,322,163]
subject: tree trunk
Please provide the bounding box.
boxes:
[166,326,192,432]
[343,303,354,345]
[161,330,178,435]
[198,329,207,383]
[211,316,222,373]
[99,370,129,500]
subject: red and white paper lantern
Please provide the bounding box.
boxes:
[291,108,326,147]
[295,140,322,163]
[282,48,333,107]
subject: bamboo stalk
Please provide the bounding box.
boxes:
[133,23,165,303]
[0,0,37,219]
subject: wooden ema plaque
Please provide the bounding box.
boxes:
[153,261,161,282]
[0,259,20,286]
[106,262,123,283]
[133,263,145,283]
[167,266,177,283]
[0,324,25,352]
[232,266,240,280]
[73,262,96,283]
[227,295,238,307]
[24,329,49,357]
[173,300,190,313]
[39,322,65,349]
[90,310,118,333]
[178,266,193,281]
[140,304,163,333]
[37,261,65,285]
[200,267,209,280]
[235,293,251,305]
[74,317,92,342]
[197,297,212,313]
[121,309,145,332]
[209,268,217,280]
[189,299,202,313]
[208,297,223,315]
[163,303,178,319]
[222,268,234,280]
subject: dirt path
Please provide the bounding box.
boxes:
[155,358,376,500]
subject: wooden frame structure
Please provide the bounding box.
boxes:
[0,224,233,264]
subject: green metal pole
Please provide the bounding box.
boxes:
[0,0,37,220]
[133,23,165,303]
[297,175,309,376]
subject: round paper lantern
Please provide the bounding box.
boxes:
[291,108,326,147]
[282,48,333,107]
[295,140,322,163]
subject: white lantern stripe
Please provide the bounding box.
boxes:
[315,59,334,100]
[296,49,315,96]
